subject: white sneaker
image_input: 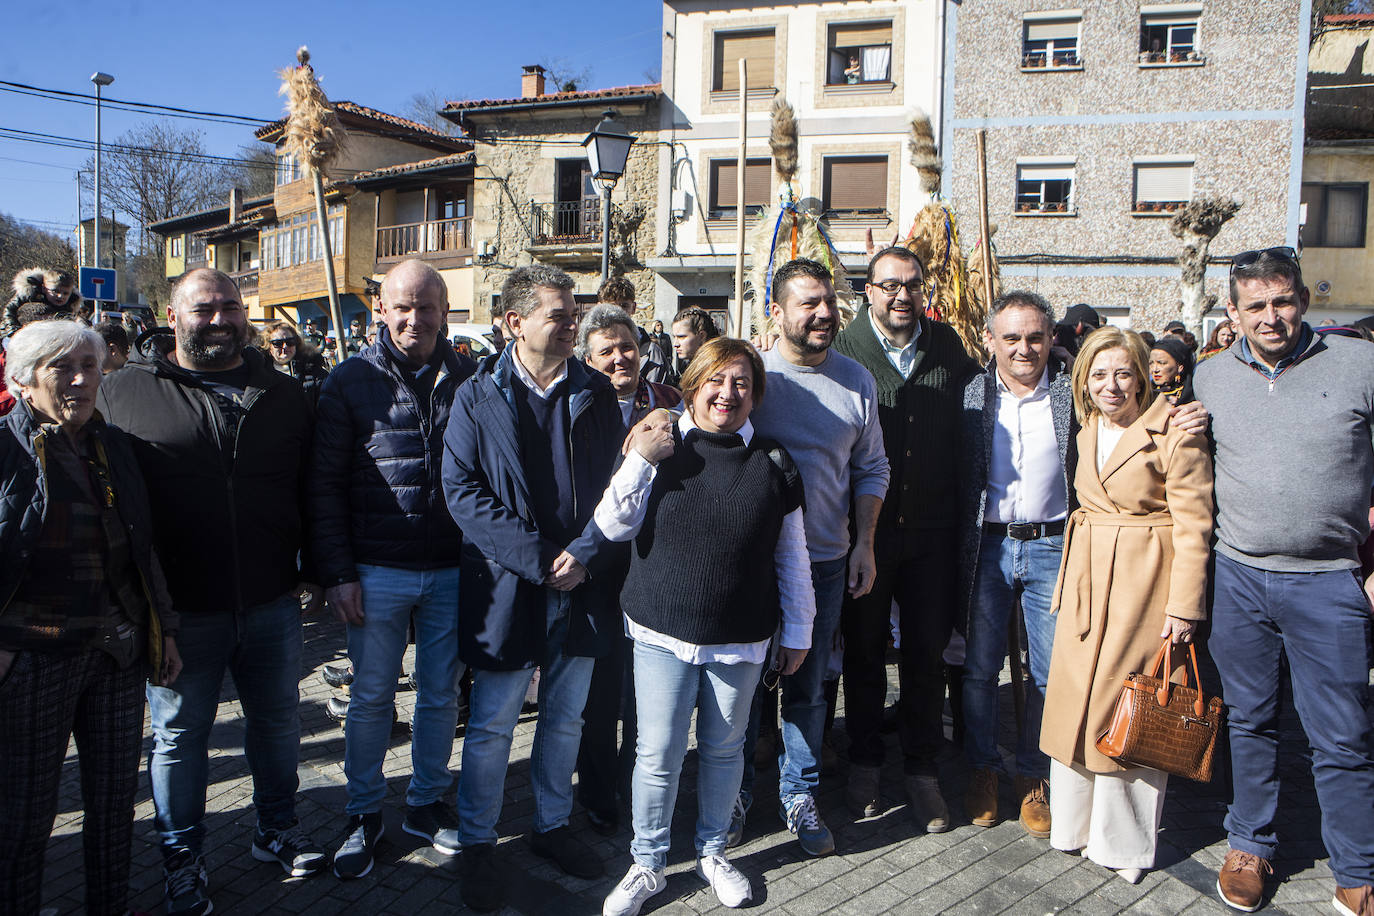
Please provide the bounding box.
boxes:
[696,854,753,908]
[603,863,666,916]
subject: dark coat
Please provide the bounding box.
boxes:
[311,329,476,586]
[957,359,1079,628]
[94,346,314,615]
[0,400,178,645]
[441,347,624,670]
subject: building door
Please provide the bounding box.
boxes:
[555,159,596,237]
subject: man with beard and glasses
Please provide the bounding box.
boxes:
[735,258,889,858]
[832,247,979,834]
[96,268,324,916]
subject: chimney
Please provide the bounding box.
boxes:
[229,187,243,224]
[521,64,547,99]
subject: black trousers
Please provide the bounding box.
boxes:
[841,527,957,776]
[0,648,146,916]
[576,628,637,815]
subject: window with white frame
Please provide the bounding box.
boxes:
[1139,8,1201,63]
[1133,161,1193,212]
[187,234,207,262]
[260,205,344,270]
[1016,162,1075,213]
[169,236,182,258]
[275,152,302,186]
[827,21,893,85]
[1022,14,1081,69]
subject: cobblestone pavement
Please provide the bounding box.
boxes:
[38,614,1364,915]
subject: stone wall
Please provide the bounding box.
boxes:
[467,109,660,325]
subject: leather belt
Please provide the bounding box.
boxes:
[983,520,1066,541]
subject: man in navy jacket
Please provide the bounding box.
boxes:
[311,260,476,878]
[442,264,623,912]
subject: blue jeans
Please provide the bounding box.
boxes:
[629,640,763,870]
[344,564,463,815]
[741,557,846,802]
[1211,553,1374,887]
[457,591,594,845]
[147,592,303,858]
[963,531,1062,777]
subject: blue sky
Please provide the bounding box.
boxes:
[0,0,661,239]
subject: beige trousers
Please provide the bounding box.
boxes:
[1048,758,1169,870]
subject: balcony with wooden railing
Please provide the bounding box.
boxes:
[375,216,472,267]
[229,268,259,295]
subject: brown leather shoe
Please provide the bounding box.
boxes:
[845,763,881,819]
[1016,776,1051,838]
[1334,885,1374,916]
[965,768,998,827]
[1217,848,1272,912]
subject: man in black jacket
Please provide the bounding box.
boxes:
[312,260,476,878]
[832,247,978,834]
[96,268,323,916]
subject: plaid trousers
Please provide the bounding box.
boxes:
[0,648,146,916]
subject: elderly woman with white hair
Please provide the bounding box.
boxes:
[0,319,181,915]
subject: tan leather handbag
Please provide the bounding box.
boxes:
[1095,639,1226,782]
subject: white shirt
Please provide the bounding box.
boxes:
[1096,418,1128,473]
[867,307,921,379]
[510,347,567,400]
[985,368,1068,524]
[592,412,817,664]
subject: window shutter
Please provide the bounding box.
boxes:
[1325,185,1366,247]
[715,30,776,92]
[712,159,771,209]
[1135,163,1192,202]
[825,157,888,211]
[1018,164,1075,183]
[830,21,893,48]
[1025,19,1079,41]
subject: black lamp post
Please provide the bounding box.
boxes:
[582,109,636,283]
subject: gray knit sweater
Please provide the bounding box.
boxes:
[1192,329,1374,572]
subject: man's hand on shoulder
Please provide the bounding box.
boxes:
[1169,400,1209,436]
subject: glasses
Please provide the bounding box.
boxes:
[1230,246,1298,274]
[269,338,297,349]
[869,278,924,296]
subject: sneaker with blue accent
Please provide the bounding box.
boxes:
[779,793,835,857]
[163,849,212,916]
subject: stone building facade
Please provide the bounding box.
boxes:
[946,0,1311,332]
[443,76,661,326]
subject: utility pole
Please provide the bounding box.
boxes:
[91,72,114,276]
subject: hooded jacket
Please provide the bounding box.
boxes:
[310,327,476,586]
[441,347,624,669]
[2,268,84,338]
[94,345,314,615]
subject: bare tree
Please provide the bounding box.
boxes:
[0,213,78,287]
[1169,196,1242,340]
[82,121,224,257]
[1313,0,1374,38]
[215,143,277,199]
[539,57,594,93]
[403,89,463,136]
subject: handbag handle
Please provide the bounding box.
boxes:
[1146,637,1207,717]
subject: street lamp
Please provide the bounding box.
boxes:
[91,71,114,283]
[582,109,636,283]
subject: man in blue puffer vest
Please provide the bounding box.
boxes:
[310,259,476,879]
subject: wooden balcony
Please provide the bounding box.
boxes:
[229,268,259,295]
[375,216,472,267]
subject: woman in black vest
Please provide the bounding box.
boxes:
[596,337,814,916]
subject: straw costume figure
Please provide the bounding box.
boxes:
[278,46,349,364]
[748,98,855,337]
[899,111,994,362]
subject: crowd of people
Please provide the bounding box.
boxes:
[0,245,1370,916]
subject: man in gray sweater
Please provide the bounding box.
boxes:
[1193,247,1374,916]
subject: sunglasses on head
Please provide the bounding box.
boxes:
[269,338,298,349]
[1230,246,1298,274]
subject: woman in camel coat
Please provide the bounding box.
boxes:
[1040,326,1213,884]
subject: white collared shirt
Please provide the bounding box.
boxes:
[985,367,1068,524]
[510,347,568,400]
[592,412,816,664]
[868,307,921,378]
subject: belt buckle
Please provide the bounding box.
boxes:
[1007,522,1036,540]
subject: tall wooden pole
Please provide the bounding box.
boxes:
[733,59,747,338]
[312,171,348,365]
[975,130,995,315]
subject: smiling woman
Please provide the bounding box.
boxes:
[0,319,182,914]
